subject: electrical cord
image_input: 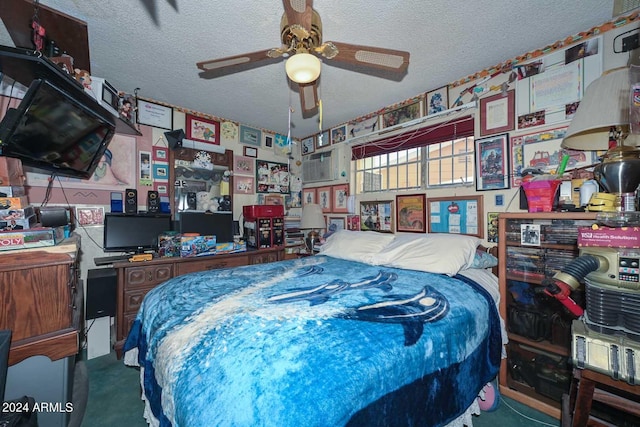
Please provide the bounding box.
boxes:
[500,397,559,427]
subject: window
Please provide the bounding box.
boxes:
[352,116,475,194]
[354,148,421,193]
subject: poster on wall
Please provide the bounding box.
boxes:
[255,160,290,194]
[509,127,599,187]
[25,134,137,189]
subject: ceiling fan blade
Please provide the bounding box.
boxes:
[197,48,283,72]
[282,0,313,32]
[299,81,319,114]
[321,42,410,73]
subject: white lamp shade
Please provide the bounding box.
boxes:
[285,53,321,84]
[562,67,631,150]
[300,203,325,229]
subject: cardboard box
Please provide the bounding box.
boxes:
[0,196,29,209]
[158,231,181,258]
[0,186,26,197]
[0,206,35,220]
[578,225,640,248]
[0,157,24,186]
[216,240,247,254]
[0,226,66,251]
[0,214,36,230]
[180,235,217,257]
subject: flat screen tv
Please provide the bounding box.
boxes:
[103,213,172,254]
[0,78,116,179]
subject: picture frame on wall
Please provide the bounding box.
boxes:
[360,201,393,233]
[475,133,510,191]
[76,206,105,227]
[331,184,349,213]
[427,195,483,238]
[426,86,449,115]
[255,160,289,194]
[301,136,315,155]
[154,182,169,196]
[327,216,346,232]
[316,131,330,150]
[395,194,426,233]
[331,125,347,144]
[233,155,255,176]
[316,186,332,213]
[302,187,317,205]
[234,176,254,195]
[240,125,262,146]
[480,90,515,136]
[264,134,273,148]
[152,146,168,162]
[186,114,221,145]
[381,99,422,128]
[243,146,258,158]
[136,99,173,130]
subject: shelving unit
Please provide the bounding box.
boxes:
[284,215,305,259]
[497,212,597,419]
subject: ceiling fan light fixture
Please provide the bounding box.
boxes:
[285,53,321,83]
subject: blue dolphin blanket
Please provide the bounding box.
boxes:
[124,256,501,427]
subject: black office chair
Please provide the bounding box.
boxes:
[0,329,10,403]
[0,330,38,427]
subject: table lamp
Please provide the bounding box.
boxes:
[562,66,640,212]
[300,203,325,252]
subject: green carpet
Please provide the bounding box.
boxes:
[81,351,560,426]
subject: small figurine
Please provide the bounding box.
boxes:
[73,68,92,89]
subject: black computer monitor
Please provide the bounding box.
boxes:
[103,213,172,253]
[178,211,234,243]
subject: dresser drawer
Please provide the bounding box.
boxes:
[124,264,173,288]
[248,250,282,265]
[176,255,248,276]
[124,287,153,314]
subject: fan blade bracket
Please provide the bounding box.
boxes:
[283,0,313,32]
[315,42,339,59]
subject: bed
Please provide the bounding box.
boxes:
[124,231,505,427]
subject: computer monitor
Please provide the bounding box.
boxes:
[178,211,234,243]
[103,213,172,253]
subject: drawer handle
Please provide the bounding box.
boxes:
[147,271,153,281]
[206,262,227,269]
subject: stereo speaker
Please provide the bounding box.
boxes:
[147,190,160,213]
[86,268,117,320]
[164,129,185,150]
[125,188,137,213]
[186,192,197,210]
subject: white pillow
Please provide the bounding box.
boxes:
[319,230,396,263]
[371,233,480,275]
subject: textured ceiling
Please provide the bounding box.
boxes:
[0,1,616,139]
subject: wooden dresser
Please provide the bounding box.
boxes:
[0,238,81,366]
[113,247,284,357]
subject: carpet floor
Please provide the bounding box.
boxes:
[81,351,560,427]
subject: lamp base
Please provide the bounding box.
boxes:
[305,230,319,252]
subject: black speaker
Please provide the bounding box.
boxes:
[125,188,137,213]
[186,192,197,210]
[147,190,160,213]
[86,268,117,320]
[164,129,185,150]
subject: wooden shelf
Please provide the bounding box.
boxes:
[498,212,598,419]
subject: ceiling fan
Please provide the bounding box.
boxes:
[196,0,410,115]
